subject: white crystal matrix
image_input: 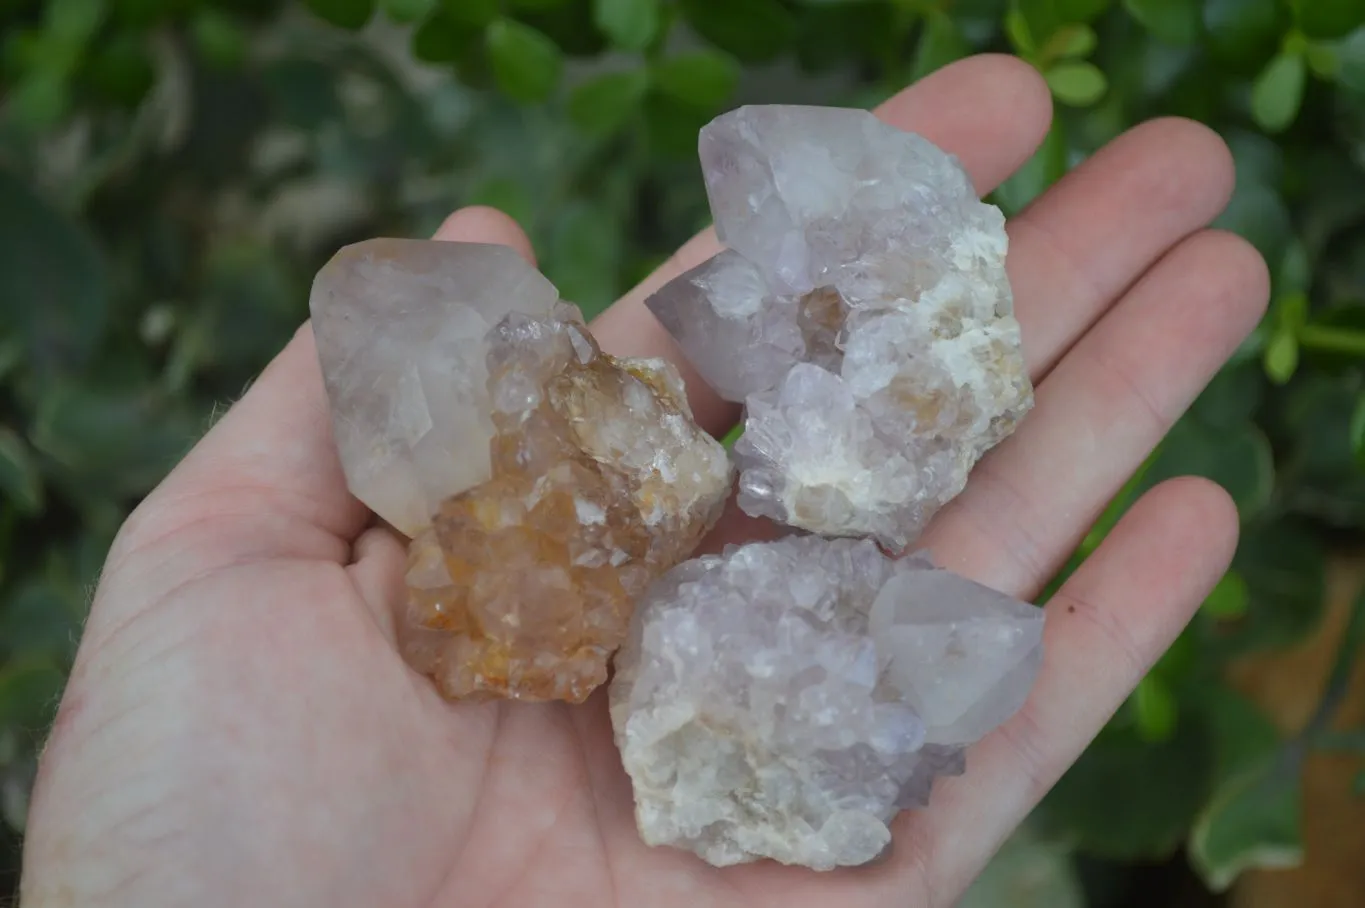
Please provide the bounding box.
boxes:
[647,106,1033,549]
[609,536,1044,870]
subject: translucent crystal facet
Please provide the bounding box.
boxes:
[609,536,1043,869]
[312,240,732,702]
[647,106,1033,550]
[312,239,559,537]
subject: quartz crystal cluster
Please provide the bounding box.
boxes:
[312,239,731,702]
[609,536,1044,869]
[647,105,1034,550]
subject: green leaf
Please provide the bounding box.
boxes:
[1004,8,1035,55]
[0,428,42,515]
[1123,0,1200,45]
[1015,0,1063,49]
[1350,392,1365,466]
[959,826,1085,908]
[486,18,563,103]
[1252,51,1307,133]
[1048,23,1097,60]
[1305,39,1340,78]
[1046,61,1108,105]
[793,0,897,74]
[1221,521,1326,656]
[0,657,66,730]
[643,91,713,157]
[1194,362,1264,428]
[513,0,608,57]
[1264,325,1300,384]
[1340,26,1365,91]
[1214,182,1293,264]
[440,0,498,25]
[651,50,739,109]
[0,580,85,663]
[1204,0,1283,68]
[990,118,1067,216]
[170,243,297,382]
[1141,416,1274,517]
[81,30,155,105]
[1190,684,1282,783]
[29,384,197,502]
[1039,719,1214,860]
[302,0,375,30]
[680,0,795,63]
[110,0,184,28]
[1189,755,1304,891]
[1056,0,1112,23]
[911,11,970,82]
[1277,242,1311,297]
[545,201,622,316]
[1133,676,1179,742]
[1295,0,1365,40]
[0,169,107,374]
[1203,571,1251,620]
[411,10,483,63]
[593,0,659,51]
[467,177,536,231]
[381,0,434,24]
[8,72,70,131]
[568,69,649,136]
[1271,374,1365,526]
[721,422,743,450]
[192,10,248,69]
[46,0,105,46]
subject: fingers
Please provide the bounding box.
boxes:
[924,229,1269,598]
[1008,118,1236,378]
[590,54,1055,435]
[435,205,537,264]
[886,477,1239,906]
[113,207,535,573]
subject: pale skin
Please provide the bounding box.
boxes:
[21,55,1269,907]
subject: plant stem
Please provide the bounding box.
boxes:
[1304,589,1365,741]
[1298,324,1365,357]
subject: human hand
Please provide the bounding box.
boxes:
[20,54,1267,908]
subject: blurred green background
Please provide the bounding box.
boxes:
[3,0,1365,903]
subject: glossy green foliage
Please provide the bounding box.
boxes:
[3,0,1365,902]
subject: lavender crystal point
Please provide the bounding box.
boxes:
[310,239,558,536]
[609,536,1044,870]
[647,106,1033,550]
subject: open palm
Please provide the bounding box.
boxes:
[21,55,1267,908]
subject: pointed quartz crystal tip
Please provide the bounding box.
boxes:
[609,536,1043,870]
[311,238,733,702]
[311,238,558,537]
[646,106,1034,550]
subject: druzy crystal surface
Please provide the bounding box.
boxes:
[312,239,731,702]
[609,535,1043,870]
[647,106,1033,550]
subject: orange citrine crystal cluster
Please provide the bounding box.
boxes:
[310,239,729,703]
[401,309,730,702]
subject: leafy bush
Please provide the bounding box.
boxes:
[2,0,1365,900]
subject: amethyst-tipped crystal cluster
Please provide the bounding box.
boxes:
[610,536,1043,869]
[646,105,1033,551]
[608,106,1043,869]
